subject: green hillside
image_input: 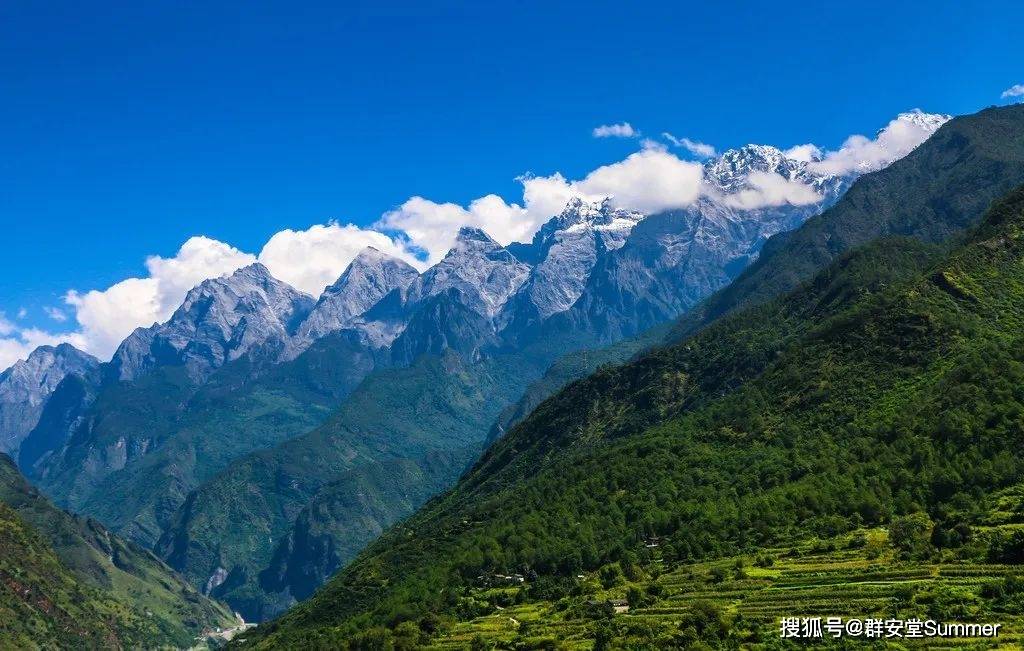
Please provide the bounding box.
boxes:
[423,499,1024,649]
[0,454,236,648]
[26,331,375,547]
[669,103,1024,342]
[239,181,1024,647]
[157,351,546,621]
[486,103,1024,452]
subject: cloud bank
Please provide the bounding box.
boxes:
[662,132,717,158]
[592,122,638,138]
[1003,84,1024,100]
[0,110,949,369]
[807,110,948,176]
[0,312,88,371]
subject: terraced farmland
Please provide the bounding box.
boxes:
[426,526,1024,649]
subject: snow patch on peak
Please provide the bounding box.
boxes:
[349,246,389,264]
[540,198,643,247]
[454,226,498,246]
[501,198,645,324]
[894,109,951,132]
[704,144,818,193]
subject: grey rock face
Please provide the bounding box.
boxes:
[548,197,813,342]
[703,143,842,196]
[0,344,98,454]
[538,146,857,345]
[502,198,643,330]
[293,247,419,354]
[389,292,498,366]
[405,227,531,319]
[109,263,315,383]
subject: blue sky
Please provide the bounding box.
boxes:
[1,0,1022,364]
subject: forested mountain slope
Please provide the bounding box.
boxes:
[11,114,949,625]
[484,103,1024,447]
[24,330,376,547]
[157,351,545,621]
[0,455,235,648]
[240,180,1024,646]
[669,103,1024,342]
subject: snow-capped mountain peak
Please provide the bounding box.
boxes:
[454,225,496,244]
[703,144,814,193]
[535,198,643,246]
[449,226,517,260]
[894,109,951,132]
[498,198,645,326]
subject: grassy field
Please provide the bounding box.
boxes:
[425,490,1024,649]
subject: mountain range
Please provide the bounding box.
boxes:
[239,103,1024,647]
[0,111,952,622]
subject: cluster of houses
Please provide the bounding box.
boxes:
[475,572,526,587]
[586,598,630,614]
[476,564,643,617]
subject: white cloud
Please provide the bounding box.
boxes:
[639,138,666,151]
[592,122,638,138]
[16,228,418,365]
[574,148,703,213]
[16,308,27,320]
[0,314,14,337]
[44,307,67,322]
[783,143,822,163]
[662,132,717,158]
[807,110,950,176]
[0,340,35,371]
[63,237,256,360]
[719,171,822,210]
[0,312,88,370]
[145,236,258,314]
[379,195,534,265]
[519,172,579,221]
[65,278,161,360]
[1003,84,1024,100]
[259,222,422,293]
[380,148,704,262]
[4,110,950,371]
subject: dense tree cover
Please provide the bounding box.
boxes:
[495,103,1024,461]
[0,501,143,648]
[0,455,234,647]
[240,185,1024,647]
[157,351,546,620]
[25,330,376,546]
[667,103,1024,344]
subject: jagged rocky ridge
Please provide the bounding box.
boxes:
[137,147,862,620]
[7,113,952,620]
[0,344,98,455]
[6,128,913,391]
[109,262,316,383]
[238,105,1024,646]
[293,247,419,352]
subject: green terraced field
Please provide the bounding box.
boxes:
[426,523,1024,649]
